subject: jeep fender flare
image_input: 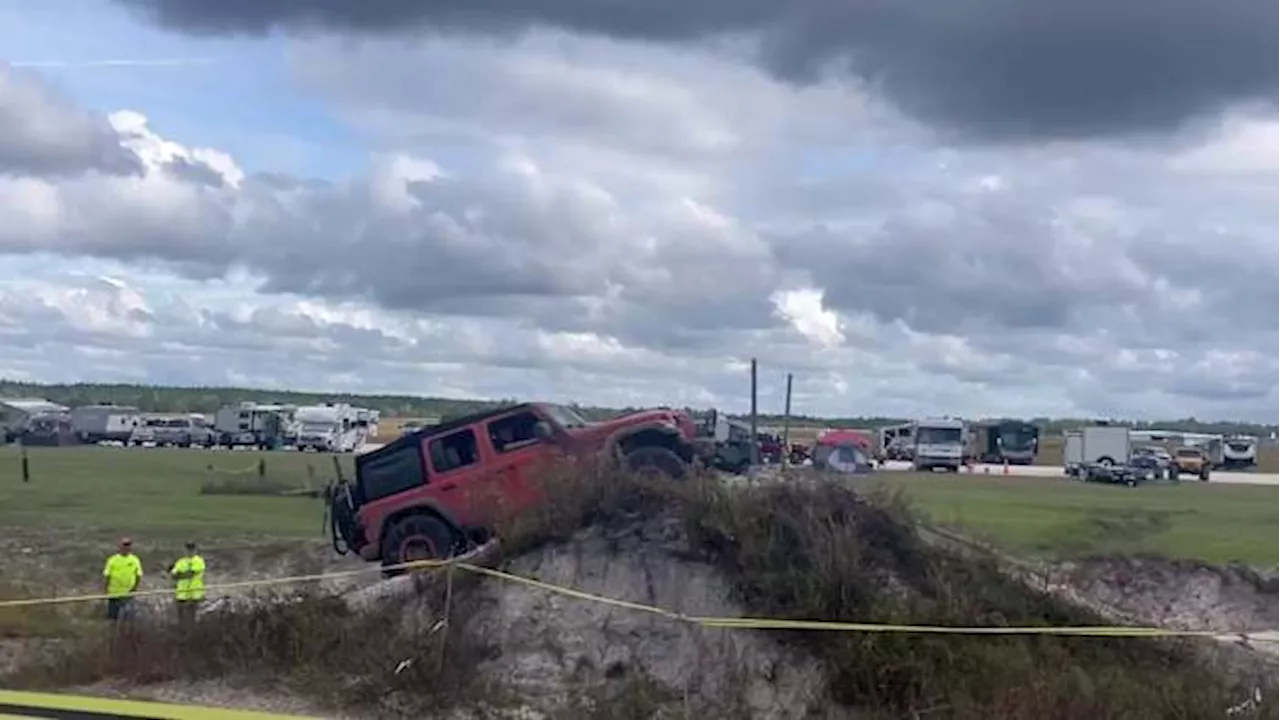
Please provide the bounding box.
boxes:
[608,423,694,465]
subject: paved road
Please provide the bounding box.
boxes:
[358,443,1275,486]
[876,460,1278,486]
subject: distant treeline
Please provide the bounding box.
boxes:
[1,380,1274,438]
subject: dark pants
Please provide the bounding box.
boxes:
[106,597,133,621]
[175,599,201,625]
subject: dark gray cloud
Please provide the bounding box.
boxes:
[114,0,1277,139]
[0,65,142,177]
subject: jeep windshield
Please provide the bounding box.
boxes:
[916,427,962,444]
[541,403,589,430]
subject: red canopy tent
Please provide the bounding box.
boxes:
[812,429,875,473]
[815,429,873,451]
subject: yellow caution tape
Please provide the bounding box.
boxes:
[0,558,1275,643]
[0,689,315,718]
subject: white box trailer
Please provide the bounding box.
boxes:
[1062,426,1131,471]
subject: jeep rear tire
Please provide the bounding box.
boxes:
[381,514,462,578]
[625,446,688,481]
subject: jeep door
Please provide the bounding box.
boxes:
[424,427,489,528]
[481,409,557,523]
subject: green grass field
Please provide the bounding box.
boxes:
[0,445,1274,573]
[0,446,348,545]
[847,472,1278,567]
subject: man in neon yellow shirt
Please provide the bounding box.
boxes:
[169,541,206,625]
[103,537,143,621]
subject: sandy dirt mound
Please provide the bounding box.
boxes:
[361,513,842,720]
[1046,556,1277,634]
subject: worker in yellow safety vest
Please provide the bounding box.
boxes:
[169,541,206,625]
[103,537,143,621]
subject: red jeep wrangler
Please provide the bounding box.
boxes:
[328,402,701,574]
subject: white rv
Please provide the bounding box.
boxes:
[353,408,380,440]
[912,417,967,472]
[294,403,364,453]
[1222,435,1258,470]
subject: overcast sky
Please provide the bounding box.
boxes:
[0,0,1275,421]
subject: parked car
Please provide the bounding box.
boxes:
[1130,446,1175,480]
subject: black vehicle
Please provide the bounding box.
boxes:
[1071,456,1163,487]
[1130,447,1176,481]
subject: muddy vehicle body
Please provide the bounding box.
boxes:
[328,402,703,574]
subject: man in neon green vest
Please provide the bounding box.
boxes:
[103,537,143,621]
[169,541,206,625]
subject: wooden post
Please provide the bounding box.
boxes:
[331,454,345,484]
[436,564,456,674]
[749,358,760,466]
[781,373,793,465]
[257,457,266,479]
[19,441,29,483]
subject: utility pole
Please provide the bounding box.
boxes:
[749,358,760,466]
[781,373,793,464]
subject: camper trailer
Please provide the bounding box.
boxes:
[71,404,142,444]
[214,402,296,449]
[877,423,915,461]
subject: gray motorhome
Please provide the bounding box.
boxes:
[71,404,141,444]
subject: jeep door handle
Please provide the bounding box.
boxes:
[440,483,457,492]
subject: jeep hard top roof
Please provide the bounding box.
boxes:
[356,403,537,468]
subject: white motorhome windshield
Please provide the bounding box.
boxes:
[917,427,962,444]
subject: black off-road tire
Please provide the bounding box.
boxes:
[381,514,463,578]
[625,446,688,481]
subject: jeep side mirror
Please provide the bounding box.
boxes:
[533,421,554,440]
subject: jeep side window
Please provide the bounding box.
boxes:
[429,429,479,473]
[487,411,542,453]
